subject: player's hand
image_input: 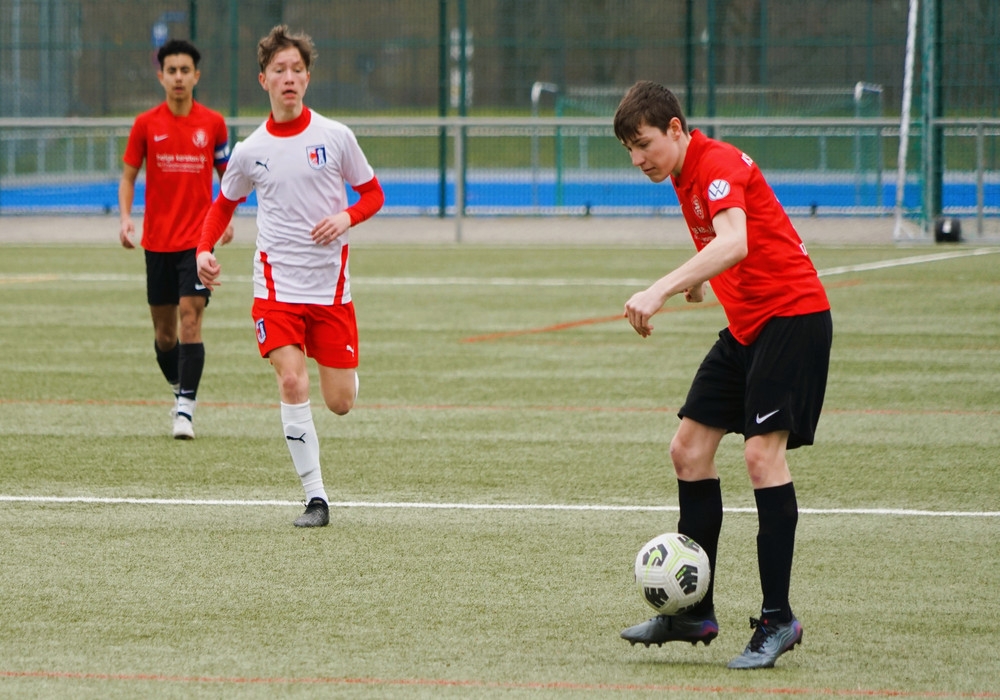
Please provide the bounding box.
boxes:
[119,218,136,249]
[196,251,222,291]
[684,282,706,303]
[219,224,235,246]
[310,212,351,246]
[624,287,666,338]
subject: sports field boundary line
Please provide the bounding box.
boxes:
[2,495,996,518]
[2,247,997,288]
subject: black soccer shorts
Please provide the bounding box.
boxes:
[144,248,210,307]
[678,310,832,449]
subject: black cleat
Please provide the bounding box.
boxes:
[293,497,329,528]
[621,609,719,647]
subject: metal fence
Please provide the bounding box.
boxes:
[2,0,999,119]
[2,116,999,239]
[2,0,998,232]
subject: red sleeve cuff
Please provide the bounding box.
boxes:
[197,195,240,255]
[345,176,385,226]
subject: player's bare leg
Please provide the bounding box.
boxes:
[150,303,179,390]
[318,366,357,416]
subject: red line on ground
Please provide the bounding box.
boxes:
[461,279,862,344]
[462,303,718,343]
[0,669,994,697]
[462,312,630,343]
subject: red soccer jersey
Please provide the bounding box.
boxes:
[123,102,230,252]
[671,129,830,345]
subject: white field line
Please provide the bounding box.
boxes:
[0,494,996,518]
[1,248,997,287]
[815,247,999,277]
[4,248,998,520]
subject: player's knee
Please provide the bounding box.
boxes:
[323,393,354,416]
[178,322,202,344]
[277,371,309,404]
[154,334,176,351]
[743,443,788,488]
[670,434,708,480]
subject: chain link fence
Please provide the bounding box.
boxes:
[1,0,998,234]
[4,0,999,119]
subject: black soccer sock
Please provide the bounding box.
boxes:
[677,478,723,614]
[177,342,205,401]
[754,482,799,623]
[155,340,180,389]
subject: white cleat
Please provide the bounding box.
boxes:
[172,413,195,440]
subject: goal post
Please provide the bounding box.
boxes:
[893,0,922,241]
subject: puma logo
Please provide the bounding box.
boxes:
[285,433,306,443]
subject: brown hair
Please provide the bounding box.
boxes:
[613,81,688,143]
[257,25,316,73]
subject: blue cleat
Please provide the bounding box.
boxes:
[727,616,802,669]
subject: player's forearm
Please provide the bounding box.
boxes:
[197,195,240,255]
[653,216,747,298]
[651,243,737,302]
[117,179,134,221]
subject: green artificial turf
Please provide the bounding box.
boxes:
[1,238,998,698]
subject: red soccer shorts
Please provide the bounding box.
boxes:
[251,298,359,369]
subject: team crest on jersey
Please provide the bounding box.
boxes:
[307,145,328,169]
[256,318,266,345]
[708,179,731,201]
[691,194,705,220]
[192,129,209,149]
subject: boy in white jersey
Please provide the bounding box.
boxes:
[196,25,384,527]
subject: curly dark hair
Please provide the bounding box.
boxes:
[156,39,201,69]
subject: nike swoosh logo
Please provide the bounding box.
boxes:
[755,409,780,424]
[154,134,169,142]
[194,283,206,291]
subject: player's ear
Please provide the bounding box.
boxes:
[258,72,267,90]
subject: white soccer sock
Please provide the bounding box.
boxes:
[176,396,196,421]
[281,400,327,503]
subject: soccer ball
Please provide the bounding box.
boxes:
[634,532,711,616]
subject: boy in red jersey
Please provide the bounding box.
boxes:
[196,26,384,528]
[119,39,232,440]
[613,81,832,670]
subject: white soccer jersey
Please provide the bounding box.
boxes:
[221,109,375,305]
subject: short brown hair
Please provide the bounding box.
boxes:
[613,81,688,143]
[257,25,316,73]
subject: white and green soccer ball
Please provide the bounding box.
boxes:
[634,532,711,616]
